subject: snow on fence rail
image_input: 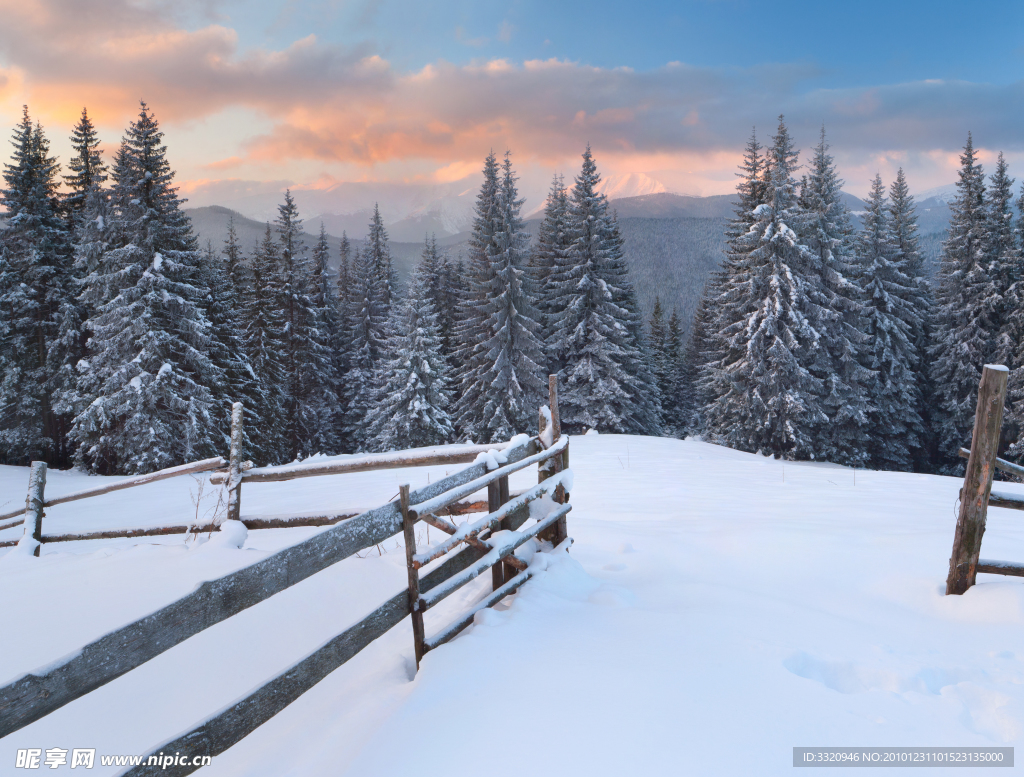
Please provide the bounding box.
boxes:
[0,376,573,777]
[946,364,1024,592]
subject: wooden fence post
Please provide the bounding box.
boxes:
[226,402,244,523]
[24,461,46,557]
[946,364,1008,595]
[489,479,504,590]
[537,375,568,546]
[401,484,425,668]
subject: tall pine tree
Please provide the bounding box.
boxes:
[855,173,925,470]
[69,103,223,474]
[929,133,996,472]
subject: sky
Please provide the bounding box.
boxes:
[0,0,1022,215]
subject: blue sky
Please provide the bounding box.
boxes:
[0,0,1021,207]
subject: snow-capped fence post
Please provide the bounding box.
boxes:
[23,461,46,558]
[946,364,1008,595]
[401,484,426,669]
[538,375,568,546]
[226,402,244,524]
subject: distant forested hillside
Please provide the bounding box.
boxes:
[617,217,727,333]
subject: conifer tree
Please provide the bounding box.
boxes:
[365,203,398,311]
[303,223,343,454]
[665,308,688,434]
[367,258,455,450]
[63,108,106,231]
[800,127,872,466]
[242,225,287,464]
[532,174,570,372]
[0,108,75,465]
[704,117,827,458]
[986,153,1020,368]
[551,146,660,435]
[343,244,388,449]
[648,297,671,425]
[855,174,924,470]
[69,103,222,474]
[929,133,996,472]
[887,168,933,469]
[701,131,766,440]
[457,153,547,442]
[454,151,501,436]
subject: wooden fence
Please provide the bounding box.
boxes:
[0,376,573,777]
[946,364,1024,593]
[0,407,526,549]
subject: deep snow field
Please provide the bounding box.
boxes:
[2,434,1024,775]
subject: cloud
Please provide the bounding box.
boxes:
[0,0,1021,194]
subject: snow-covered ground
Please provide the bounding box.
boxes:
[2,434,1024,775]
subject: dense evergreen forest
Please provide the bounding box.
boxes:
[0,104,1013,477]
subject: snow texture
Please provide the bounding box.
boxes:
[3,434,1024,776]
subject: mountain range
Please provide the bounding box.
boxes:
[187,188,952,337]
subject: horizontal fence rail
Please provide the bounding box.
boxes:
[0,458,228,525]
[208,441,525,485]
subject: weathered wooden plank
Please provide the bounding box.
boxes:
[212,441,528,485]
[0,508,25,524]
[947,365,1008,595]
[120,539,499,777]
[40,526,203,543]
[958,447,1024,479]
[425,569,533,653]
[420,502,526,572]
[0,515,25,531]
[0,437,540,738]
[976,559,1024,577]
[988,491,1024,511]
[42,458,228,510]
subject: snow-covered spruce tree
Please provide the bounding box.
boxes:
[416,234,460,371]
[986,153,1020,368]
[465,153,547,442]
[365,203,399,312]
[0,109,76,465]
[334,229,354,431]
[855,174,925,470]
[648,297,672,427]
[241,225,287,464]
[663,309,683,429]
[1004,178,1024,459]
[701,131,766,441]
[551,146,661,435]
[886,168,934,470]
[799,127,872,466]
[303,223,343,454]
[199,234,256,452]
[69,103,223,474]
[343,243,390,449]
[532,174,570,374]
[367,258,455,450]
[63,108,106,231]
[439,255,467,372]
[929,133,996,473]
[704,117,828,458]
[454,151,501,437]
